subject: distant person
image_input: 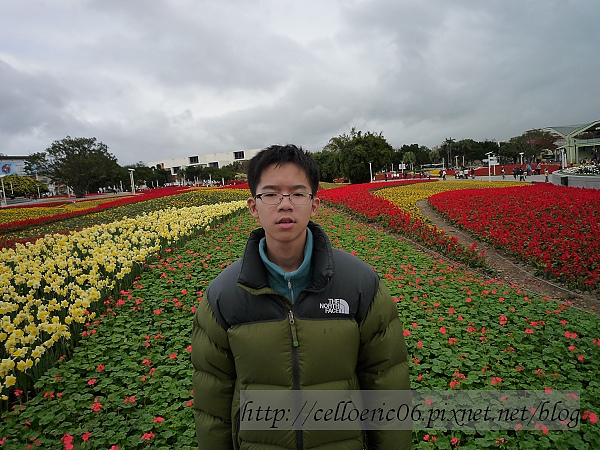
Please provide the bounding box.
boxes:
[545,167,549,182]
[501,166,505,179]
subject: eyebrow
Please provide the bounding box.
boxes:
[260,184,309,191]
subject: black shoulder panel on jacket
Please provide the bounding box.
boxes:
[205,223,380,329]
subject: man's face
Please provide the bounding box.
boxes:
[247,162,320,247]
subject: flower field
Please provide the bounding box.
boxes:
[428,183,600,289]
[317,181,490,269]
[0,184,599,448]
[374,180,523,222]
[0,192,249,403]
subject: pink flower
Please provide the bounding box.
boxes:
[525,328,534,334]
[491,377,502,385]
[448,337,458,345]
[88,378,97,386]
[417,341,423,348]
[170,353,178,359]
[82,431,91,441]
[439,327,447,334]
[451,437,460,446]
[153,416,165,423]
[403,329,411,337]
[97,365,105,372]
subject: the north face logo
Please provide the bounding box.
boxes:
[320,298,350,314]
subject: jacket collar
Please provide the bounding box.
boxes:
[237,221,334,292]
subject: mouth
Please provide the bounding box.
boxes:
[276,218,296,224]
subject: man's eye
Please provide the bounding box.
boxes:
[292,193,308,198]
[262,193,279,198]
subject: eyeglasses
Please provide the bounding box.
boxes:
[255,192,314,205]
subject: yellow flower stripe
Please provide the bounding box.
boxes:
[375,180,524,221]
[0,199,247,397]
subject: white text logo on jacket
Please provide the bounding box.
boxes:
[320,298,350,314]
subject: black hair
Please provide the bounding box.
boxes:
[247,144,320,196]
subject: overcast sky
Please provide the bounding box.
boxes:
[1,0,598,166]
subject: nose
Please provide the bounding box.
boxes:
[277,195,294,208]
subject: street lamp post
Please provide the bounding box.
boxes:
[485,152,494,183]
[519,152,524,165]
[129,169,136,194]
[0,177,6,207]
[368,162,373,182]
[454,155,459,169]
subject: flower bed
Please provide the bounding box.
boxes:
[318,181,489,269]
[374,180,523,221]
[0,199,247,401]
[0,187,192,233]
[0,208,597,448]
[428,183,600,289]
[0,188,250,248]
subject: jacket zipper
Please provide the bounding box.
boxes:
[288,310,302,449]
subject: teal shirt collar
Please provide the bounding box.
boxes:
[258,228,313,303]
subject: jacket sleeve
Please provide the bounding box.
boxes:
[357,280,412,450]
[192,299,237,450]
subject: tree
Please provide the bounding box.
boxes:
[324,129,394,183]
[26,136,121,197]
[402,151,416,171]
[509,129,557,163]
[312,149,340,182]
[0,174,48,197]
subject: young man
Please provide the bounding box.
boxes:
[192,144,411,449]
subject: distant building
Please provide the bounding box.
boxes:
[148,149,263,176]
[544,120,600,165]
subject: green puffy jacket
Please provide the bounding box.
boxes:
[192,222,411,449]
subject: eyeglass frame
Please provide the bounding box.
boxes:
[254,192,315,205]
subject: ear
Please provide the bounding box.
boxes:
[310,197,320,217]
[247,197,259,218]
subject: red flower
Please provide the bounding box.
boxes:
[91,398,102,412]
[82,431,91,441]
[439,327,447,334]
[97,365,105,372]
[582,410,598,423]
[88,378,97,386]
[141,432,155,441]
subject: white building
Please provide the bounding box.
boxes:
[148,148,263,175]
